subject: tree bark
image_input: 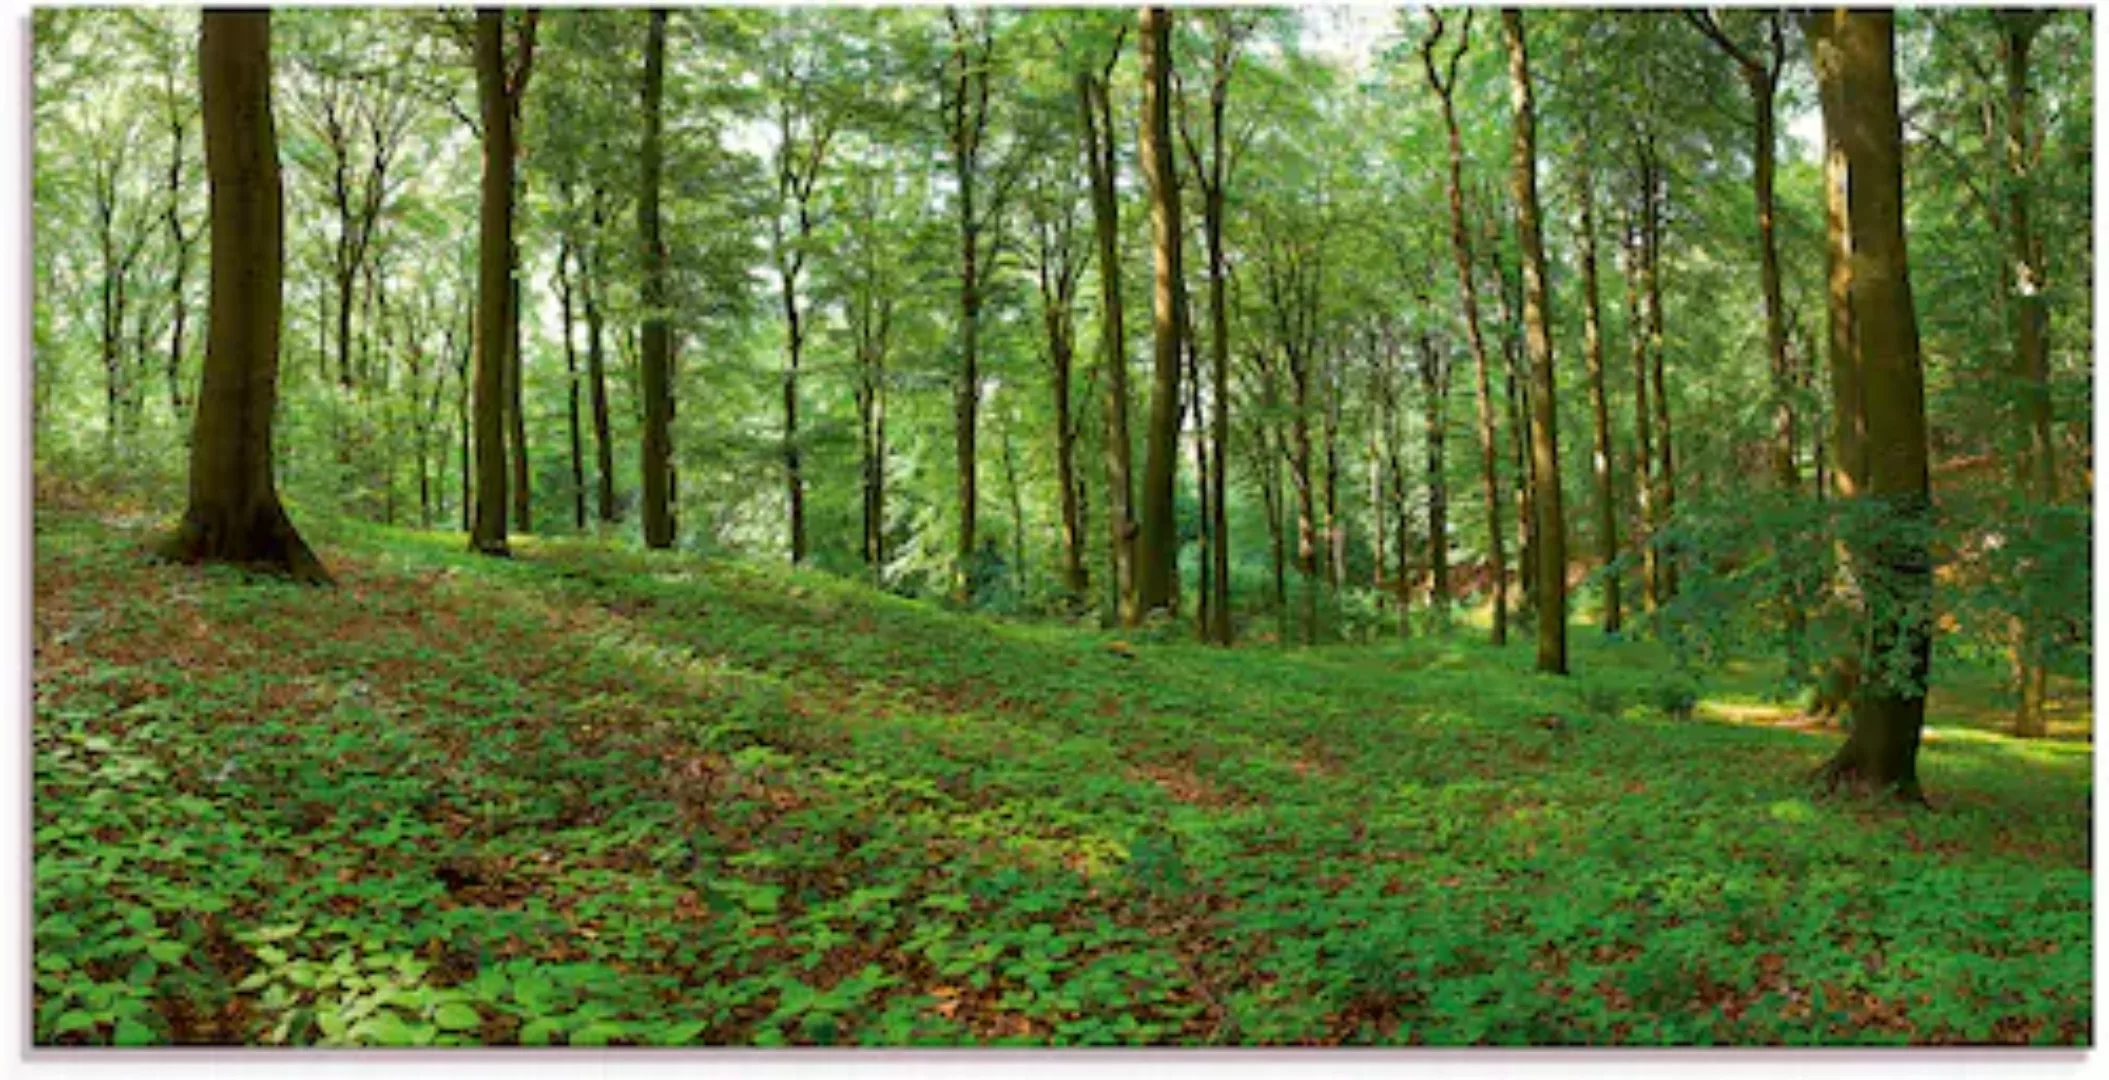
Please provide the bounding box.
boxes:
[1998,11,2055,738]
[1575,151,1619,635]
[638,8,675,550]
[1421,11,1506,646]
[1078,61,1137,626]
[557,233,586,530]
[161,11,326,584]
[1136,6,1186,618]
[1622,202,1658,619]
[468,10,518,556]
[582,190,617,524]
[944,11,993,603]
[1504,10,1566,675]
[1416,330,1451,620]
[1806,10,1934,802]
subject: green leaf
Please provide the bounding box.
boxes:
[145,939,187,964]
[433,1003,482,1032]
[112,1018,155,1046]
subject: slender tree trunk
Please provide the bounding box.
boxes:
[1504,10,1566,674]
[1576,152,1619,635]
[780,245,807,563]
[1136,6,1185,617]
[1079,67,1137,626]
[1423,16,1506,646]
[637,8,675,549]
[161,10,326,583]
[558,234,586,530]
[507,232,531,533]
[1188,321,1211,637]
[1417,331,1451,621]
[1621,206,1658,619]
[1642,158,1676,601]
[582,193,616,523]
[1492,239,1535,619]
[1807,10,1933,801]
[1047,294,1088,603]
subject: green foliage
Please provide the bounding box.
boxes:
[32,502,2092,1046]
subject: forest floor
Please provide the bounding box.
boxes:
[31,482,2093,1046]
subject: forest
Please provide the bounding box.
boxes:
[31,5,2093,1048]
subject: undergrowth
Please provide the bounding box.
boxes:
[31,493,2092,1046]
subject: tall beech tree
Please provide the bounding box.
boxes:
[468,9,537,556]
[1077,33,1137,625]
[1503,9,1566,675]
[1421,10,1507,647]
[1135,6,1186,618]
[161,10,327,584]
[1807,9,1935,800]
[637,6,675,550]
[1996,10,2057,737]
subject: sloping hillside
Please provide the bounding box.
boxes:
[32,495,2091,1046]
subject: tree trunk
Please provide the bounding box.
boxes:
[468,10,514,556]
[638,8,675,550]
[583,192,617,524]
[1642,157,1676,601]
[1504,10,1566,675]
[1491,236,1535,620]
[1423,14,1506,646]
[507,231,531,533]
[558,234,586,531]
[1575,151,1619,635]
[161,10,326,584]
[1136,6,1185,618]
[1079,67,1137,626]
[780,247,807,564]
[1807,10,1933,801]
[1417,331,1451,620]
[1999,11,2055,738]
[1046,291,1087,603]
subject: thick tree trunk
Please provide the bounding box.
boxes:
[468,10,514,556]
[1807,10,1934,801]
[638,8,675,550]
[161,11,326,584]
[1079,68,1137,626]
[1136,7,1186,618]
[1999,12,2055,738]
[1575,153,1619,635]
[1505,10,1567,675]
[1423,15,1507,646]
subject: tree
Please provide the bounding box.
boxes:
[1421,10,1508,647]
[637,7,675,550]
[1503,10,1566,675]
[1995,10,2057,737]
[1135,6,1186,618]
[159,10,328,584]
[1807,10,1935,801]
[1175,10,1252,646]
[1076,31,1138,625]
[468,9,537,556]
[1689,9,1797,656]
[942,7,998,603]
[1573,147,1618,635]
